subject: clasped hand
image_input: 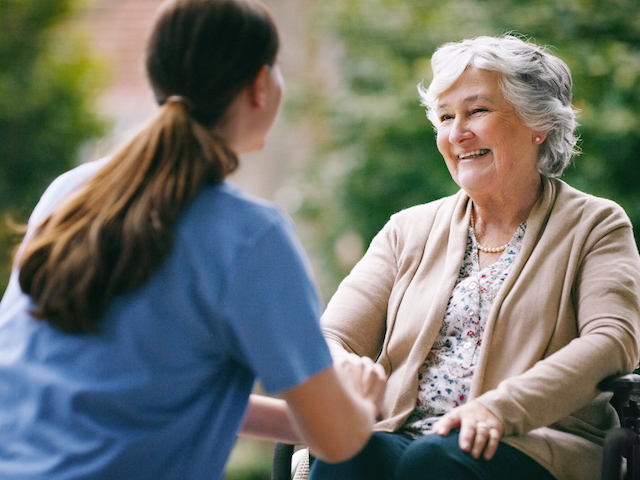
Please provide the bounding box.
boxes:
[333,353,387,420]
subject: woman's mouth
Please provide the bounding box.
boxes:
[458,149,490,160]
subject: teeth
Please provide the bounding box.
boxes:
[459,149,489,160]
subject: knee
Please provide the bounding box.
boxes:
[309,432,410,480]
[307,436,378,480]
[395,432,471,478]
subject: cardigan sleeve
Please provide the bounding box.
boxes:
[476,197,640,436]
[321,219,400,360]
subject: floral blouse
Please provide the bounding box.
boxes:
[401,221,527,437]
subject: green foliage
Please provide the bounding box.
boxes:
[223,439,272,480]
[224,464,270,480]
[0,0,107,284]
[301,0,640,291]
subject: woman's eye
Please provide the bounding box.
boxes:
[439,114,453,122]
[472,108,488,115]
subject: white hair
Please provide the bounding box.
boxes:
[418,35,580,177]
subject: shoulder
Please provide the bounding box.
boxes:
[382,192,464,239]
[390,194,458,222]
[29,158,110,227]
[180,181,297,248]
[533,178,637,259]
[550,178,632,230]
[358,192,466,264]
[40,158,109,202]
[217,181,286,221]
[197,181,288,225]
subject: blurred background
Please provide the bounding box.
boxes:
[1,0,639,478]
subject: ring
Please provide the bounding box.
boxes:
[476,422,490,431]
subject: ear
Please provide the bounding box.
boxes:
[533,132,548,145]
[247,65,271,109]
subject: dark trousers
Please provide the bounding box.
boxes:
[308,431,556,480]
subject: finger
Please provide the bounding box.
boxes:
[360,362,384,395]
[333,354,356,373]
[356,357,376,386]
[482,427,502,460]
[345,356,386,409]
[355,362,386,421]
[371,364,387,394]
[341,353,370,378]
[333,355,365,394]
[369,366,387,418]
[458,421,478,453]
[470,423,491,459]
[433,412,460,437]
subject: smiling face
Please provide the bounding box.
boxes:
[435,67,544,203]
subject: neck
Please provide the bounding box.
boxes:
[470,176,542,231]
[469,178,542,255]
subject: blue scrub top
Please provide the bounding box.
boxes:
[0,159,333,479]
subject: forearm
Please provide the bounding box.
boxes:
[478,331,632,435]
[239,394,302,445]
[283,365,381,464]
[481,219,640,435]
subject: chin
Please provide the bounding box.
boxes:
[252,138,266,152]
[239,140,265,156]
[457,173,494,194]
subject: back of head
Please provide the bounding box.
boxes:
[18,0,280,333]
[147,0,279,127]
[419,34,579,177]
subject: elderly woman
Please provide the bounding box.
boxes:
[308,35,640,480]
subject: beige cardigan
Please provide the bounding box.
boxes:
[322,177,640,480]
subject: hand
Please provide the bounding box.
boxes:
[432,401,504,460]
[333,353,387,420]
[282,355,387,463]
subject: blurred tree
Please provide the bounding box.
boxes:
[300,0,640,293]
[0,0,107,285]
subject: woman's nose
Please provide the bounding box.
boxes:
[449,116,473,144]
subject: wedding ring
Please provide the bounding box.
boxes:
[476,422,490,431]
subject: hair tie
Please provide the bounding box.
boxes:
[165,95,194,112]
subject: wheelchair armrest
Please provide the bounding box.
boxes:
[600,373,640,434]
[599,374,640,394]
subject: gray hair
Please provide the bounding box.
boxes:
[418,35,580,177]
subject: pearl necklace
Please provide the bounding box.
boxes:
[470,210,509,254]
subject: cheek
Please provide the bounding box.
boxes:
[436,133,457,173]
[436,127,449,153]
[435,129,449,154]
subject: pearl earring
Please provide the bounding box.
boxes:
[535,137,541,143]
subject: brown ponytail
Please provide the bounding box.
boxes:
[17,0,279,332]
